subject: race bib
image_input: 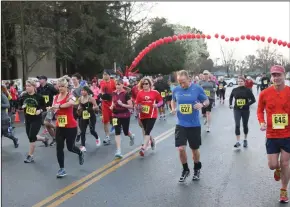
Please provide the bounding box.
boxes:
[75,97,79,105]
[112,118,118,126]
[179,104,192,114]
[43,95,49,103]
[26,107,36,115]
[141,105,150,114]
[82,110,90,119]
[236,99,246,107]
[57,115,68,127]
[169,92,172,95]
[272,114,288,129]
[204,90,210,97]
[161,92,166,98]
[263,80,268,85]
[219,84,223,89]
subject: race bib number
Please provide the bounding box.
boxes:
[168,92,172,95]
[141,105,150,114]
[236,99,246,107]
[272,114,288,129]
[161,92,166,98]
[75,97,79,104]
[43,95,49,103]
[204,90,210,97]
[219,84,223,89]
[112,118,118,126]
[179,104,192,114]
[57,115,67,127]
[26,107,36,115]
[82,110,90,119]
[263,80,268,85]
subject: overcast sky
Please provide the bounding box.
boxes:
[146,2,290,63]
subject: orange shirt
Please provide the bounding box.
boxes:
[257,85,290,138]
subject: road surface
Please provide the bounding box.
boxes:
[2,86,284,207]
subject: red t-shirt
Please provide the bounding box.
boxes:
[99,79,116,95]
[53,93,77,128]
[10,86,18,100]
[257,86,290,138]
[245,79,254,89]
[135,90,163,119]
[131,85,139,101]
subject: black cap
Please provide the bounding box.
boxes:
[37,75,47,80]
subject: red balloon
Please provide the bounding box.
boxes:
[206,35,211,39]
[246,35,250,40]
[172,35,178,41]
[167,36,173,42]
[235,37,239,41]
[256,35,260,41]
[201,34,206,39]
[261,36,265,42]
[178,34,183,40]
[214,33,219,38]
[230,37,234,41]
[241,35,245,40]
[278,40,282,46]
[251,35,255,40]
[159,39,164,44]
[221,35,225,39]
[163,37,169,43]
[187,33,192,39]
[273,38,277,44]
[182,34,187,39]
[267,37,272,43]
[196,33,201,39]
[132,61,137,66]
[225,37,229,42]
[191,33,196,38]
[288,43,290,48]
[283,41,287,47]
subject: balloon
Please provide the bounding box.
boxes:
[230,37,234,41]
[167,36,173,42]
[172,35,178,41]
[267,37,272,43]
[261,36,265,42]
[163,37,168,43]
[182,34,187,39]
[251,35,255,40]
[241,35,245,40]
[187,33,192,39]
[225,37,229,42]
[178,34,183,40]
[273,38,277,44]
[159,39,164,44]
[246,35,250,40]
[282,41,287,47]
[214,33,219,38]
[221,35,225,39]
[196,33,201,39]
[235,37,239,41]
[201,34,206,39]
[278,40,282,46]
[256,35,260,41]
[206,35,211,39]
[191,33,196,38]
[288,43,290,48]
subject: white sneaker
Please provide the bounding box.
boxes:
[96,139,101,147]
[80,146,87,152]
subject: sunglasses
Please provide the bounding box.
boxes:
[142,82,149,85]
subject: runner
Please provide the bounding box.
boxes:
[199,70,216,132]
[51,76,85,178]
[110,79,135,159]
[154,74,170,120]
[99,70,116,145]
[257,65,290,203]
[78,86,100,151]
[229,76,256,149]
[255,74,262,94]
[20,80,46,163]
[131,79,140,119]
[135,77,163,157]
[171,70,209,182]
[218,77,227,104]
[260,73,270,91]
[245,76,254,92]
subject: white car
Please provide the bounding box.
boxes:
[224,78,237,87]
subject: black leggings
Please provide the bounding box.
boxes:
[79,114,99,147]
[219,89,226,100]
[25,119,42,142]
[234,110,250,136]
[55,127,81,168]
[1,119,17,141]
[114,117,130,136]
[141,118,156,136]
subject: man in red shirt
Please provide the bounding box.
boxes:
[257,65,290,203]
[99,70,116,145]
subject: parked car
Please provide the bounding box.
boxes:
[224,78,237,87]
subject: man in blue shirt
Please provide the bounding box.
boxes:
[171,70,209,183]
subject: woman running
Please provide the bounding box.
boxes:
[218,77,227,104]
[110,79,135,159]
[78,86,100,151]
[135,77,163,157]
[229,76,256,149]
[20,80,46,163]
[51,76,84,178]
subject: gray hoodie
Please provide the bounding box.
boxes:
[1,92,10,121]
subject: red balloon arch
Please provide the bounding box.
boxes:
[128,33,290,71]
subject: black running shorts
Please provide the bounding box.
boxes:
[175,125,201,150]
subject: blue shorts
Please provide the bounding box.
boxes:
[266,138,290,154]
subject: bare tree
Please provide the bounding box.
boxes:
[255,45,279,73]
[220,45,235,77]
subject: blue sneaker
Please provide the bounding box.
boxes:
[56,168,67,178]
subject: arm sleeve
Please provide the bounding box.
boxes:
[257,92,266,124]
[229,89,234,106]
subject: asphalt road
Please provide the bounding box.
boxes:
[2,86,286,207]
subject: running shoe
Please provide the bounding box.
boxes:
[192,169,201,180]
[96,139,101,147]
[115,150,123,159]
[24,155,34,163]
[139,148,145,157]
[179,169,190,183]
[80,146,86,152]
[279,189,289,203]
[243,140,248,148]
[274,168,281,181]
[56,168,67,178]
[103,136,111,145]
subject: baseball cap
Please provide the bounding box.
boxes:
[37,75,47,80]
[270,65,285,74]
[203,70,210,74]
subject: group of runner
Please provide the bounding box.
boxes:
[1,64,289,203]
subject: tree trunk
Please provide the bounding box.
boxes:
[20,2,27,83]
